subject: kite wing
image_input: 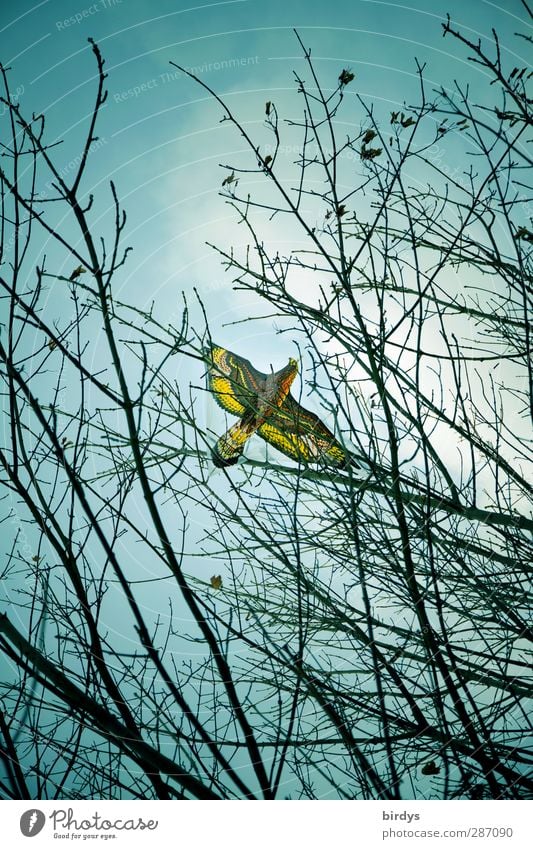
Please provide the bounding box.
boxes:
[257,393,351,468]
[206,344,267,417]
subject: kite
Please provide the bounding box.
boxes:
[206,344,358,469]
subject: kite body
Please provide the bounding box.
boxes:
[206,344,357,469]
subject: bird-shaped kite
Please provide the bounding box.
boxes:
[206,344,358,469]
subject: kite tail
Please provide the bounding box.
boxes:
[212,417,257,467]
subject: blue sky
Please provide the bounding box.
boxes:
[2,0,529,376]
